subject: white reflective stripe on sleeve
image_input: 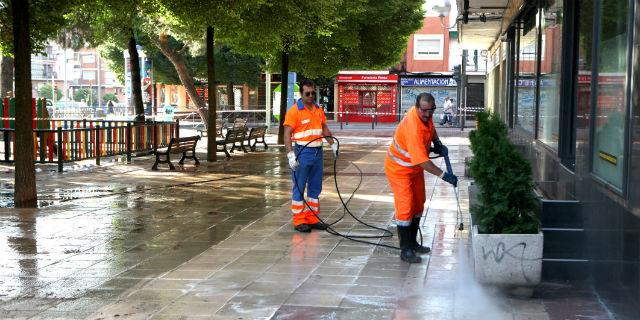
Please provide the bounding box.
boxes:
[396,219,412,227]
[292,208,304,214]
[387,151,414,167]
[392,138,411,158]
[293,129,323,139]
[292,200,303,205]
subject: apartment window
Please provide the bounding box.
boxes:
[82,54,95,64]
[591,0,630,190]
[414,35,444,60]
[82,71,96,81]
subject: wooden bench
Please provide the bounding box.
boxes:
[216,127,247,158]
[244,126,268,151]
[152,136,200,170]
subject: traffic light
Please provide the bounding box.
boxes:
[452,65,461,83]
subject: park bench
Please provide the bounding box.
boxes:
[244,126,268,151]
[216,127,247,158]
[152,136,200,170]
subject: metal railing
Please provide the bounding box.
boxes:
[0,119,178,172]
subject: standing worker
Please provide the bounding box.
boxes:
[385,93,458,263]
[284,79,339,233]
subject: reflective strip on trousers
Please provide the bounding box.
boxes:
[291,200,304,214]
[396,219,411,227]
[387,150,414,167]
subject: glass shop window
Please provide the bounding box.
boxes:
[591,0,630,189]
[537,0,563,149]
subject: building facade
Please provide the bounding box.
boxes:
[457,0,640,318]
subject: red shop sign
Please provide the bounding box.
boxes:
[336,74,398,83]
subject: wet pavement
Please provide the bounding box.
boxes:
[0,125,592,319]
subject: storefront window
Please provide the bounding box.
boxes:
[516,13,538,133]
[537,0,562,149]
[591,0,629,189]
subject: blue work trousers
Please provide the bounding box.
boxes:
[291,144,323,202]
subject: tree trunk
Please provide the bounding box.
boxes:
[150,33,208,124]
[206,26,217,162]
[12,0,37,207]
[128,33,145,122]
[278,50,289,145]
[1,55,14,97]
[226,82,234,109]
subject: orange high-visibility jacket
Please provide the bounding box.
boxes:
[283,99,326,147]
[385,106,435,175]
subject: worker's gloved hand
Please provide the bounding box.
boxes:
[287,151,299,171]
[331,143,339,160]
[442,172,458,187]
[431,138,448,156]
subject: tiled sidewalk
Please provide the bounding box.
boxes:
[0,133,553,319]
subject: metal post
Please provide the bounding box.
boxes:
[265,71,271,132]
[153,121,158,151]
[175,119,180,139]
[57,127,63,172]
[126,123,132,163]
[371,113,374,130]
[3,130,9,161]
[461,49,468,132]
[345,110,349,125]
[340,111,343,130]
[96,125,101,166]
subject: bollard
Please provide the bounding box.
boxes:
[345,110,349,126]
[371,114,375,130]
[339,111,343,130]
[57,127,63,172]
[153,121,158,151]
[96,126,101,166]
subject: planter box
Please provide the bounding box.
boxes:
[468,183,479,225]
[464,156,473,178]
[472,225,543,288]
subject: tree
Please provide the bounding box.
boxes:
[37,84,63,101]
[148,0,263,161]
[73,87,97,105]
[103,92,118,103]
[11,0,37,207]
[1,0,80,207]
[66,0,146,120]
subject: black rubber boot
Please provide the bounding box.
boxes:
[411,217,431,254]
[294,224,311,233]
[397,225,421,263]
[309,222,328,230]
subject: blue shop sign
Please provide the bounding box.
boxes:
[401,78,457,87]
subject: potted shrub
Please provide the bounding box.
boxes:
[468,112,542,295]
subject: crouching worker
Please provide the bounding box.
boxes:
[284,79,339,233]
[385,93,458,263]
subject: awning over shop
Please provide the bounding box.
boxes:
[455,0,523,49]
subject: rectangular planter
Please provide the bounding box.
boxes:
[472,225,543,287]
[468,183,479,225]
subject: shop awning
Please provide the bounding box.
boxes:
[455,0,522,49]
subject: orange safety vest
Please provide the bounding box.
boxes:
[283,99,326,147]
[386,106,435,174]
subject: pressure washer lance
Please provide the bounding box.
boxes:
[443,153,464,231]
[291,136,456,250]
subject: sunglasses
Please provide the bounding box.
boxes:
[418,107,437,113]
[304,92,316,97]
